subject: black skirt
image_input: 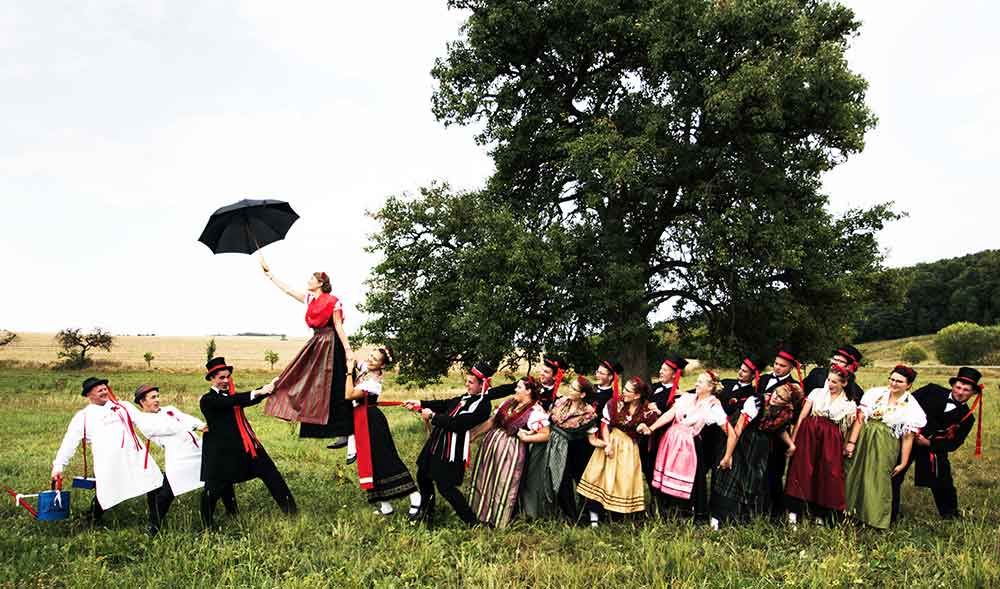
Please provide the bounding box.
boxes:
[300,333,353,438]
[365,406,417,502]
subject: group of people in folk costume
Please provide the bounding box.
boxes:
[49,265,986,533]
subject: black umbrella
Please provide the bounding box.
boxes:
[198,199,299,254]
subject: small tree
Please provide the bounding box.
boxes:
[900,342,928,365]
[56,328,114,369]
[934,322,1000,365]
[143,352,155,369]
[0,330,16,347]
[206,338,217,362]
[264,349,279,370]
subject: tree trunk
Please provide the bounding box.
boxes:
[618,327,651,382]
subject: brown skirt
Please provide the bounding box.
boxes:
[266,327,335,425]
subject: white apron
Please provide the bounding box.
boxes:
[134,406,205,496]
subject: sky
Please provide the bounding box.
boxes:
[1,1,997,337]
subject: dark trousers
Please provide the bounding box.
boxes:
[895,454,961,521]
[147,479,175,533]
[201,460,296,527]
[89,485,171,531]
[766,443,787,518]
[415,466,477,525]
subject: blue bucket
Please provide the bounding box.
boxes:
[37,489,71,521]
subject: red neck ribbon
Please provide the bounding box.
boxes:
[962,387,984,458]
[226,376,258,458]
[664,362,683,409]
[551,368,565,404]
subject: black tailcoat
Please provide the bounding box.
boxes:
[416,394,491,487]
[200,389,277,485]
[911,384,975,488]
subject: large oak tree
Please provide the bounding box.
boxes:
[360,0,899,382]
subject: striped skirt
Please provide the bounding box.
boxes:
[577,428,646,513]
[469,427,528,528]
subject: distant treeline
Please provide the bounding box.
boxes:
[855,249,1000,342]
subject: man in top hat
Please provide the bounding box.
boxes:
[199,357,296,528]
[592,359,623,416]
[51,377,165,530]
[486,354,568,411]
[802,344,864,403]
[131,384,208,534]
[404,362,495,526]
[905,367,985,520]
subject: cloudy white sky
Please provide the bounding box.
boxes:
[1,1,997,337]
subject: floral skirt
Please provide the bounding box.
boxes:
[577,429,645,514]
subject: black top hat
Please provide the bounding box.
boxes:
[81,377,109,397]
[833,344,863,366]
[543,355,567,371]
[599,359,624,375]
[949,366,983,391]
[775,345,800,367]
[133,384,159,405]
[470,362,496,382]
[661,354,688,373]
[741,355,765,373]
[205,357,234,381]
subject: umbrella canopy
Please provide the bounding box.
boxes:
[198,199,299,254]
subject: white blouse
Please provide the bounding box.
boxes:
[807,387,857,424]
[672,393,728,435]
[858,387,927,438]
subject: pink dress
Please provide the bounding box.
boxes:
[651,393,727,499]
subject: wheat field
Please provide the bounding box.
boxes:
[0,332,313,370]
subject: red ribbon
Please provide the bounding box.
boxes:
[666,369,683,409]
[551,368,565,405]
[353,397,374,490]
[227,376,258,458]
[609,373,621,424]
[962,388,984,458]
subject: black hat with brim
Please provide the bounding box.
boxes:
[470,362,496,381]
[81,377,109,397]
[543,355,567,371]
[949,366,983,391]
[133,384,159,405]
[661,354,688,373]
[600,359,624,375]
[833,344,863,365]
[205,357,234,381]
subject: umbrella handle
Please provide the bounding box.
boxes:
[258,251,269,272]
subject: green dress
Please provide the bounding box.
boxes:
[844,420,898,529]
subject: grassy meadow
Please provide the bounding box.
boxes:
[0,349,997,587]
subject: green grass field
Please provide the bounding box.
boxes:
[0,363,997,588]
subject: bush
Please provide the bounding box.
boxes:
[265,350,279,370]
[143,352,155,369]
[933,322,1000,365]
[900,342,928,365]
[206,338,217,362]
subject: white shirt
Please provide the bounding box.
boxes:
[133,406,206,496]
[52,401,163,509]
[671,393,728,436]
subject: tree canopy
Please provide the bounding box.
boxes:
[360,0,899,382]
